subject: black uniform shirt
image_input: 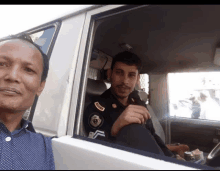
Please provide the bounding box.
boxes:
[84,88,158,141]
[83,88,128,141]
[83,88,174,157]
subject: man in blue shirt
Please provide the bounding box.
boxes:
[0,34,55,170]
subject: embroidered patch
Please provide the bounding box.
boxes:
[88,113,104,129]
[94,102,105,112]
[93,130,105,139]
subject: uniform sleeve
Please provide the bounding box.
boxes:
[83,103,96,136]
[83,102,104,132]
[83,101,110,140]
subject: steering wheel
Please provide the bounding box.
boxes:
[206,142,220,167]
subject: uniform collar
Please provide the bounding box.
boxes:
[101,88,136,109]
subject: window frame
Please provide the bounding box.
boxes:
[23,21,61,59]
[68,4,148,137]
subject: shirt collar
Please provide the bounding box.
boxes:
[0,118,36,133]
[103,88,135,109]
[20,119,36,133]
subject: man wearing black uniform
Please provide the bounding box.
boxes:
[83,51,174,157]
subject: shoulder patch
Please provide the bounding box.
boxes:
[93,130,105,139]
[94,101,105,112]
[88,130,106,139]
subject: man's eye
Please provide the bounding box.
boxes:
[25,68,35,73]
[129,74,136,78]
[0,62,7,67]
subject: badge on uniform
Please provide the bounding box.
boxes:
[88,113,104,129]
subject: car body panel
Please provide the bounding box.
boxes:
[32,13,86,137]
[52,136,196,170]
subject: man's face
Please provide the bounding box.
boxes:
[0,39,45,113]
[110,62,139,99]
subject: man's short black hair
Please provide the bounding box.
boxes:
[111,51,142,73]
[0,33,49,82]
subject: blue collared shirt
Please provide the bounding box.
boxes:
[0,119,55,170]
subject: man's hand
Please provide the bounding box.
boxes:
[111,105,151,137]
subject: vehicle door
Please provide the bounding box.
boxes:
[47,5,210,170]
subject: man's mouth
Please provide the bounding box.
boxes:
[0,87,21,95]
[118,85,130,89]
[117,85,130,91]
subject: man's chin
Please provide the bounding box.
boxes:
[116,92,129,99]
[0,103,27,113]
[111,87,130,99]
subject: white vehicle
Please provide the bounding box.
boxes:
[7,5,220,169]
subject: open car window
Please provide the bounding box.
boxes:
[168,72,220,121]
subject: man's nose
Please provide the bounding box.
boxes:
[4,66,21,83]
[122,75,129,84]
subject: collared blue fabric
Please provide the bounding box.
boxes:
[0,119,55,170]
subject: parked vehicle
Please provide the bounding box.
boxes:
[6,5,220,169]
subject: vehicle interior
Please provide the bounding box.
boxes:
[80,5,220,167]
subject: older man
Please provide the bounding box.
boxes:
[0,34,54,170]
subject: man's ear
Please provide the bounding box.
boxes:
[135,74,141,90]
[137,74,140,84]
[107,68,112,82]
[137,74,140,81]
[36,81,46,96]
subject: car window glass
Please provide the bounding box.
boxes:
[88,67,99,80]
[29,27,56,54]
[140,74,149,104]
[168,72,220,121]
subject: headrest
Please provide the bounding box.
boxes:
[138,91,149,103]
[86,78,107,98]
